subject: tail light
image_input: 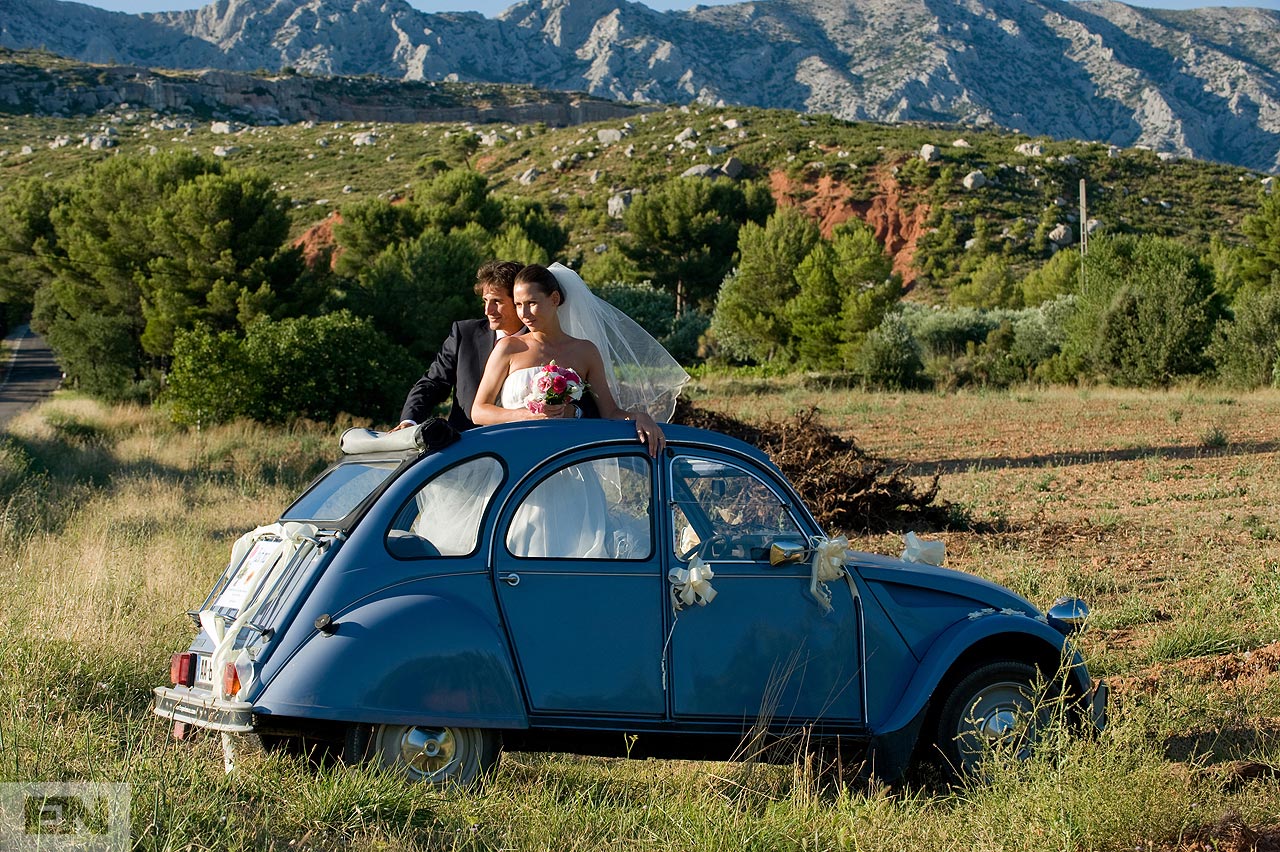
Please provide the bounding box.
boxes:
[170,652,196,687]
[223,661,241,699]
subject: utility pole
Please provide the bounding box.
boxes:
[1079,178,1088,292]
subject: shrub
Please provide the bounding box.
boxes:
[1210,285,1280,388]
[594,280,677,341]
[1064,235,1224,386]
[900,303,1002,361]
[168,312,419,425]
[854,312,926,390]
[662,309,711,364]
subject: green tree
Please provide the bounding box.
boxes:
[168,312,418,425]
[710,206,819,363]
[1209,286,1280,388]
[1019,250,1080,305]
[788,242,844,369]
[855,312,926,390]
[1239,191,1280,292]
[498,197,567,261]
[34,153,224,396]
[345,227,487,361]
[787,218,900,369]
[950,255,1017,309]
[140,169,292,355]
[624,177,772,306]
[413,169,502,234]
[832,219,902,342]
[0,178,65,310]
[489,224,550,266]
[1064,235,1223,386]
[579,246,643,286]
[332,198,426,279]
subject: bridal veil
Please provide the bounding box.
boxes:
[548,263,690,423]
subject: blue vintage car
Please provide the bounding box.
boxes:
[154,418,1106,783]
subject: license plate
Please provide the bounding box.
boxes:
[196,655,213,685]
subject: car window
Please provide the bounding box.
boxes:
[283,461,398,522]
[507,455,652,560]
[670,456,801,561]
[389,457,503,557]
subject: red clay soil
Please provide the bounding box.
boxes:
[768,163,931,287]
[293,210,344,270]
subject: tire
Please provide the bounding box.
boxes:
[345,724,500,786]
[933,660,1052,777]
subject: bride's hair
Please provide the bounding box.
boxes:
[515,264,567,303]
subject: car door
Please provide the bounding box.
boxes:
[665,452,863,725]
[492,450,665,717]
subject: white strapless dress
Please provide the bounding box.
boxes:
[499,366,539,411]
[500,366,607,559]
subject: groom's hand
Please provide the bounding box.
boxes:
[539,403,570,419]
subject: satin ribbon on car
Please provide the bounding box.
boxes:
[809,535,852,614]
[668,554,717,609]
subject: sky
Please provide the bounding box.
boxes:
[74,0,1280,19]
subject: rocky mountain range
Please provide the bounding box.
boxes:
[3,0,1280,171]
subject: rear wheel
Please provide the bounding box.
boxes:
[346,724,500,786]
[934,660,1051,776]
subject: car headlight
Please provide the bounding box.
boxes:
[1047,595,1091,635]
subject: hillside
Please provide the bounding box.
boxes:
[0,60,1266,288]
[1,0,1279,171]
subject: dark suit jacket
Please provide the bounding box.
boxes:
[400,319,495,432]
[400,320,598,431]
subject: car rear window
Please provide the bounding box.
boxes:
[281,461,399,522]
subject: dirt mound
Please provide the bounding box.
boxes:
[671,401,951,533]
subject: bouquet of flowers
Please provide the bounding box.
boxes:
[524,361,586,414]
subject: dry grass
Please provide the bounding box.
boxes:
[2,387,1279,850]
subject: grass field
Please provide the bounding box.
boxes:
[2,385,1278,851]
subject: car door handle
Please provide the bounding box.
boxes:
[498,572,520,587]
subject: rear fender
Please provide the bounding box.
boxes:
[873,612,1082,737]
[255,593,527,729]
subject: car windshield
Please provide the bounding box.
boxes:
[281,461,399,522]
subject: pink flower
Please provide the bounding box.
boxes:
[536,374,554,393]
[550,375,568,395]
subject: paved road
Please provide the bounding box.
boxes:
[0,325,63,427]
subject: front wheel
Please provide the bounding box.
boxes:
[346,724,500,786]
[933,660,1052,776]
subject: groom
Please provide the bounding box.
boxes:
[393,260,604,432]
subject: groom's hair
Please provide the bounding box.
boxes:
[474,260,522,296]
[514,264,566,303]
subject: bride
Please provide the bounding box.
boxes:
[471,262,687,558]
[471,263,687,455]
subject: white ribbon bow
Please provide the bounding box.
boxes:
[668,554,717,609]
[809,535,850,613]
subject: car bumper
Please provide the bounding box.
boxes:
[153,685,254,733]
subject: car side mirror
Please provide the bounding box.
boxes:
[769,539,808,566]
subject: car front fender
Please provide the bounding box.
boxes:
[254,592,528,729]
[871,611,1081,738]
